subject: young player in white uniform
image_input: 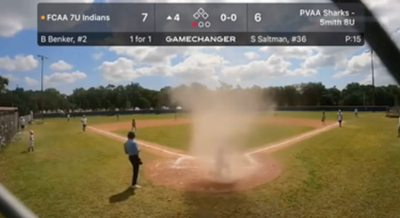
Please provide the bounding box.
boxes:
[28,130,34,152]
[337,110,343,127]
[81,115,87,132]
[67,114,70,121]
[20,117,26,131]
[354,108,358,117]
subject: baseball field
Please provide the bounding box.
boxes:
[1,111,400,218]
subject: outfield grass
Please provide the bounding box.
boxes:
[264,110,361,120]
[1,112,400,218]
[45,113,187,125]
[48,110,355,125]
[115,123,314,151]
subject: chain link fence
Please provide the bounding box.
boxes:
[0,107,19,150]
[0,108,38,217]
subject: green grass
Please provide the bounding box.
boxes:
[44,110,362,126]
[1,112,400,218]
[263,111,365,120]
[44,113,187,125]
[116,123,314,151]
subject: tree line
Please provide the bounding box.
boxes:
[0,76,399,115]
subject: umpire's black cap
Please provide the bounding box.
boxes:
[127,131,136,139]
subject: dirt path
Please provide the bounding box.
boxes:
[89,117,339,193]
[94,116,329,132]
[94,119,191,131]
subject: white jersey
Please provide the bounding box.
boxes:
[67,114,70,118]
[29,134,34,146]
[355,109,358,113]
[81,118,87,125]
[20,118,25,125]
[337,113,343,121]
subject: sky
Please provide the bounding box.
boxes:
[0,0,399,94]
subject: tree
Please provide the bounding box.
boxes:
[157,86,172,108]
[0,76,9,93]
[0,80,398,115]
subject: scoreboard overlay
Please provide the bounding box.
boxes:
[37,3,365,46]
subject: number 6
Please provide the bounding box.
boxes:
[254,13,261,22]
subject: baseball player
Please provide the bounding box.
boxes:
[67,114,70,121]
[81,115,87,132]
[321,110,326,125]
[337,110,343,127]
[354,108,358,117]
[131,119,136,132]
[20,117,26,131]
[28,130,34,152]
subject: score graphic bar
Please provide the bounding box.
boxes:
[37,3,365,46]
[37,32,364,46]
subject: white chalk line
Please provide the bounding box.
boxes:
[89,121,339,169]
[245,122,340,155]
[87,126,192,158]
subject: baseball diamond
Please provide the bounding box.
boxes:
[1,2,400,216]
[89,117,337,193]
[1,110,399,218]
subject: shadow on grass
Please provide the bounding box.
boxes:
[109,188,135,203]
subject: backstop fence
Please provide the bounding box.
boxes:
[0,107,19,149]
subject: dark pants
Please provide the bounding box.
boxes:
[129,155,140,186]
[82,124,86,132]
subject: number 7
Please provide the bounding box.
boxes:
[142,13,148,22]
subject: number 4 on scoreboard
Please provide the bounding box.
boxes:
[174,14,180,21]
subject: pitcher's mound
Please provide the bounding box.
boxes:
[144,154,281,193]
